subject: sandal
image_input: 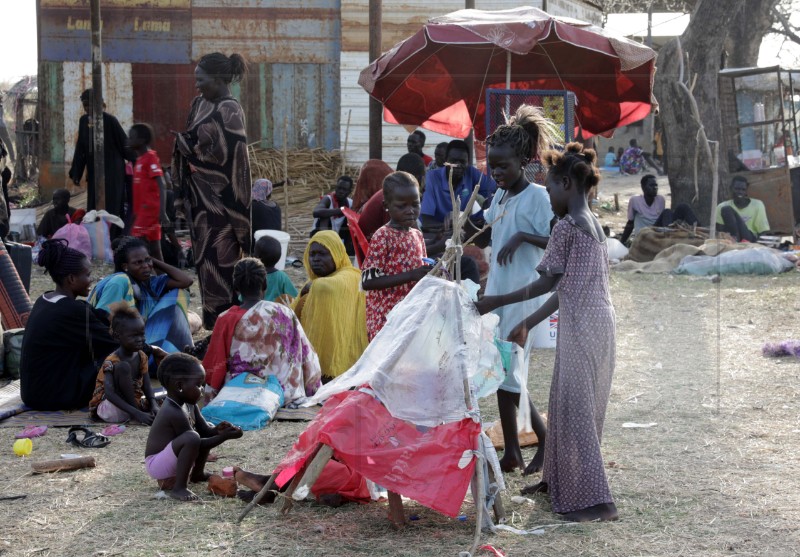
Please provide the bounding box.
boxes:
[15,425,48,439]
[66,426,111,448]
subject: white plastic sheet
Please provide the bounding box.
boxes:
[304,276,506,427]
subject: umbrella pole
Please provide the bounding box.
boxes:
[506,50,511,89]
[505,51,512,118]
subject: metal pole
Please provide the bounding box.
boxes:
[368,0,382,160]
[90,0,105,210]
[465,0,475,8]
[646,4,653,48]
[788,71,799,154]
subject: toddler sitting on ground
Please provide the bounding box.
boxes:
[89,305,162,424]
[145,353,243,501]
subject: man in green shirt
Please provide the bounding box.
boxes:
[715,176,770,242]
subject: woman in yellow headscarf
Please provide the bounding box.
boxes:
[292,231,368,381]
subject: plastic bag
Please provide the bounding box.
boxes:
[304,276,506,427]
[81,210,124,263]
[675,248,794,276]
[2,328,24,379]
[51,216,92,260]
[606,237,629,261]
[201,373,284,430]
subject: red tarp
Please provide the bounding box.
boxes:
[275,390,481,517]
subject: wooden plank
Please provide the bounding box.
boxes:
[291,444,334,501]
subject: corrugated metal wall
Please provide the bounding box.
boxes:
[38,0,341,196]
[339,0,602,167]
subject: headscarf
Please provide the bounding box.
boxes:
[351,159,392,212]
[292,231,368,379]
[252,178,273,202]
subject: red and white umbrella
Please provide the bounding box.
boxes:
[359,6,657,139]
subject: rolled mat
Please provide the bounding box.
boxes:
[0,241,31,328]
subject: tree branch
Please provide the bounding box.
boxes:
[771,5,800,45]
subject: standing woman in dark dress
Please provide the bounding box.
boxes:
[173,52,252,329]
[20,239,118,410]
[68,89,131,218]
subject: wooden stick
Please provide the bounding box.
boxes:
[488,465,506,523]
[280,443,322,515]
[31,456,96,474]
[387,491,406,530]
[341,109,352,176]
[282,117,289,232]
[236,471,278,524]
[279,472,303,515]
[292,445,333,501]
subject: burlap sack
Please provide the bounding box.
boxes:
[626,225,733,263]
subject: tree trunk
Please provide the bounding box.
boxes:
[724,0,780,68]
[654,0,745,225]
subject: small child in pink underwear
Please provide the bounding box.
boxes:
[144,353,242,501]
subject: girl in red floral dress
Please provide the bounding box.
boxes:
[361,172,432,340]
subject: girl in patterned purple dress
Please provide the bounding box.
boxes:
[477,143,617,522]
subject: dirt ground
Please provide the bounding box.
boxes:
[3,172,800,557]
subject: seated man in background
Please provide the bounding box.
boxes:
[619,175,698,245]
[37,188,79,238]
[420,139,496,231]
[715,176,770,243]
[312,176,354,255]
[420,139,496,284]
[407,130,432,166]
[427,141,448,171]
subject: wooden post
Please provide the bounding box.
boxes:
[282,118,289,232]
[90,0,105,210]
[368,0,382,160]
[387,491,406,530]
[292,445,334,501]
[341,109,352,175]
[708,141,719,239]
[279,443,323,515]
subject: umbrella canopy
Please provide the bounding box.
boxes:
[359,6,657,139]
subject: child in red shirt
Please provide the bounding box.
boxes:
[129,123,168,261]
[361,172,431,340]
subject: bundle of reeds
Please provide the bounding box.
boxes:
[248,147,361,207]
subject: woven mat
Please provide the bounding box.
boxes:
[0,383,166,427]
[274,405,320,421]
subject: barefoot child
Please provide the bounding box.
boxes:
[129,123,169,261]
[254,235,298,305]
[478,105,558,475]
[89,305,161,424]
[145,353,243,501]
[361,171,431,340]
[477,143,617,522]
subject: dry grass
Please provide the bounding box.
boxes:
[3,173,800,556]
